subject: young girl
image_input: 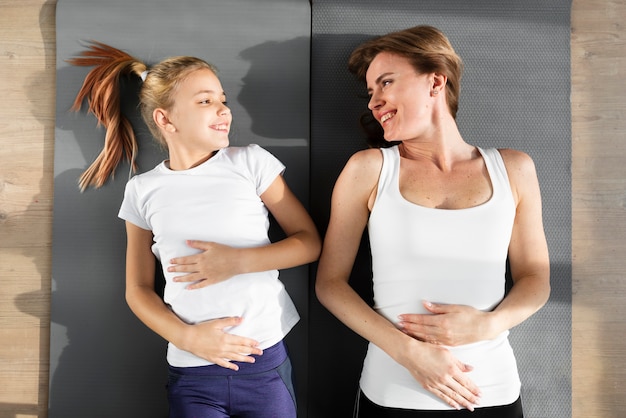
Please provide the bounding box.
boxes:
[69,42,321,418]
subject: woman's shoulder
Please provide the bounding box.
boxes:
[345,147,384,170]
[338,148,385,190]
[496,148,540,202]
[496,148,537,174]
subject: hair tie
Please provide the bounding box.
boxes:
[140,70,149,82]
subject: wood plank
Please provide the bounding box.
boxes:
[0,0,55,415]
[572,0,626,416]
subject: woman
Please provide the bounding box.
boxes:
[315,25,550,417]
[69,42,321,418]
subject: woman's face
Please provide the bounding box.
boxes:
[166,68,232,154]
[365,52,434,142]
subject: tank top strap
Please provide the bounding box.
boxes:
[377,146,400,196]
[477,147,514,203]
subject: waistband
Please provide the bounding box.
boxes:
[168,340,288,377]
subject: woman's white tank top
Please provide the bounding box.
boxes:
[360,146,521,410]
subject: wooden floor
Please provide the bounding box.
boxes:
[0,0,625,416]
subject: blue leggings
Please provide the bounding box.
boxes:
[167,341,296,418]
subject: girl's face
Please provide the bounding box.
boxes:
[365,52,434,142]
[166,68,232,154]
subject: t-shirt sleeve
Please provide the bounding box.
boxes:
[247,144,286,196]
[118,176,150,230]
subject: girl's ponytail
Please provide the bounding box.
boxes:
[68,41,146,191]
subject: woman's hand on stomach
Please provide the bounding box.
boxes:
[398,301,498,346]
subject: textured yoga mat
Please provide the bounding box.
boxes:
[53,1,571,416]
[52,1,310,416]
[308,1,571,417]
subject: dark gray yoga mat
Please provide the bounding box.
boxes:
[308,1,571,417]
[53,0,571,416]
[52,1,310,416]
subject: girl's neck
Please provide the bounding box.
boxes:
[167,149,219,171]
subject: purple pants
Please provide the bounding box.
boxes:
[167,341,296,418]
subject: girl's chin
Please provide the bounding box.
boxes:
[214,137,229,147]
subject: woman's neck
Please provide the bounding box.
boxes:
[398,121,474,171]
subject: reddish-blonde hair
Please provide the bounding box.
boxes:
[68,41,217,191]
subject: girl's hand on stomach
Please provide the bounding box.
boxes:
[181,316,262,370]
[169,240,242,290]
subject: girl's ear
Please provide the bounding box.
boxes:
[153,108,176,133]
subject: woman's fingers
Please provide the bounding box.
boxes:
[432,378,481,411]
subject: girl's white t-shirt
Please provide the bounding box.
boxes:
[119,144,299,367]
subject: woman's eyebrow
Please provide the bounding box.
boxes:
[367,72,393,93]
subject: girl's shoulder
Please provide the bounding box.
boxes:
[222,144,273,160]
[127,161,167,183]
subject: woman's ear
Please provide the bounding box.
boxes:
[153,108,176,133]
[432,73,448,94]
